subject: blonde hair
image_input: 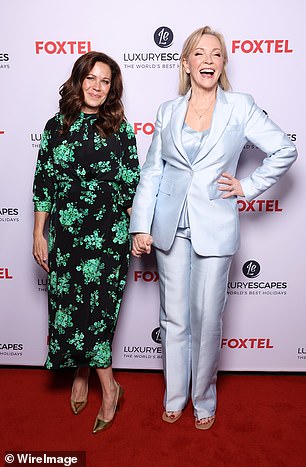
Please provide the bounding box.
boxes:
[179,26,231,95]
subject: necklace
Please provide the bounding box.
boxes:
[189,98,215,119]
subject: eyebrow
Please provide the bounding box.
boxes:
[194,47,222,52]
[87,73,111,79]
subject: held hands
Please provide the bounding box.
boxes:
[33,234,49,273]
[217,172,244,198]
[131,233,153,258]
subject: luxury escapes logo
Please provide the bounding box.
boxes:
[35,41,92,55]
[153,26,174,48]
[122,328,162,360]
[228,260,288,296]
[123,26,180,70]
[37,277,48,292]
[30,132,42,149]
[0,52,10,69]
[151,327,161,344]
[0,342,23,357]
[231,39,294,54]
[242,260,261,278]
[297,347,306,360]
[0,207,20,223]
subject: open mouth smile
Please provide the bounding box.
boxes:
[200,68,215,76]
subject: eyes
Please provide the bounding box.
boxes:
[194,51,222,58]
[85,75,111,86]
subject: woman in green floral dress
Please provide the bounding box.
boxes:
[33,51,140,433]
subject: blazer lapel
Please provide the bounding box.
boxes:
[170,91,191,165]
[194,87,234,163]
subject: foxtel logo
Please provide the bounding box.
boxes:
[221,338,274,349]
[35,41,92,55]
[232,39,293,54]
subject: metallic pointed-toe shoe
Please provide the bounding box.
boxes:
[195,415,215,430]
[70,399,88,415]
[92,383,124,434]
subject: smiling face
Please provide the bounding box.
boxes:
[81,61,112,114]
[183,34,224,92]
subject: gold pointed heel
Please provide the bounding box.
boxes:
[70,399,88,415]
[92,383,124,434]
[70,368,89,415]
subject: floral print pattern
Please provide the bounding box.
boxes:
[33,113,140,369]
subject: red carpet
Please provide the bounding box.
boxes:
[1,368,306,467]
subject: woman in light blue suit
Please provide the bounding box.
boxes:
[130,26,297,429]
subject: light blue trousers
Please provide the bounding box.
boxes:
[155,228,232,419]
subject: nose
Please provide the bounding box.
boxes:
[203,53,213,64]
[93,78,102,90]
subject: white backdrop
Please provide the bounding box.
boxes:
[0,0,304,370]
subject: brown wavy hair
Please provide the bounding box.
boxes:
[179,26,231,95]
[59,51,125,137]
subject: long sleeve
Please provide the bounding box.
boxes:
[239,94,297,201]
[129,103,165,233]
[116,121,140,208]
[33,117,58,212]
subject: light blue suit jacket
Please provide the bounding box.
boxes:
[130,87,297,256]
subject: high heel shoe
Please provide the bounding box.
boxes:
[70,368,89,415]
[70,399,88,415]
[92,382,124,434]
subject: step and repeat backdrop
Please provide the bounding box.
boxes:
[0,0,304,370]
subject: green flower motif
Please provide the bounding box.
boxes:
[103,247,120,261]
[87,341,111,367]
[58,173,74,198]
[34,200,52,212]
[53,141,81,168]
[90,160,111,173]
[48,271,57,295]
[111,216,129,244]
[94,206,107,221]
[90,290,99,311]
[80,189,97,205]
[76,258,105,285]
[94,133,107,150]
[49,338,60,355]
[88,319,107,335]
[106,266,120,285]
[59,203,88,234]
[40,129,51,152]
[56,248,70,267]
[53,304,76,334]
[67,329,85,351]
[59,351,76,368]
[69,117,84,133]
[120,121,135,139]
[48,224,55,253]
[74,283,84,303]
[83,230,105,250]
[45,356,53,369]
[57,272,71,295]
[116,163,140,184]
[76,165,86,179]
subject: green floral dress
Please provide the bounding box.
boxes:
[33,113,140,369]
